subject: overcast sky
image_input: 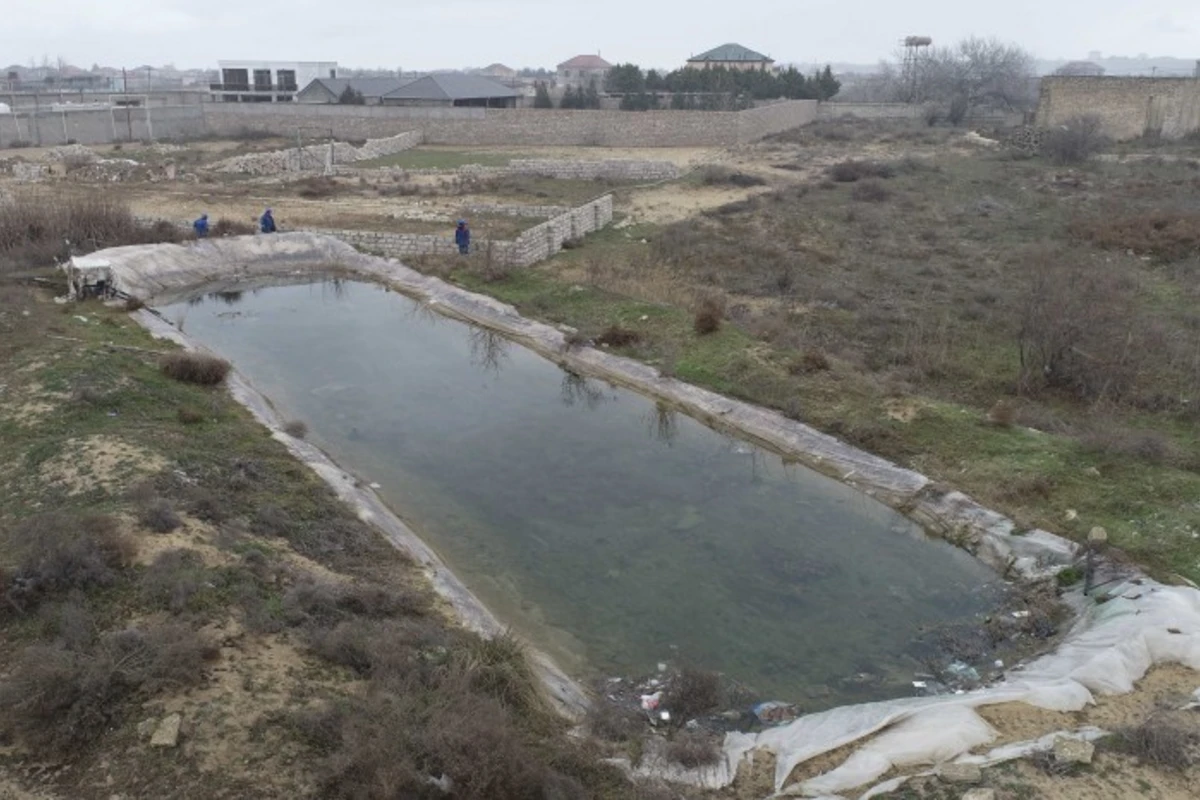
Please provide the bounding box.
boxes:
[2,0,1197,71]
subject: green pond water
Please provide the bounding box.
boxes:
[161,281,1001,706]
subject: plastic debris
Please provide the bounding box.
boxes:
[911,681,928,689]
[946,662,981,683]
[369,482,382,489]
[1012,610,1031,619]
[640,692,662,712]
[753,701,800,726]
[994,659,1005,669]
[657,662,668,673]
[659,710,671,723]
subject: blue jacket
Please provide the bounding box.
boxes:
[260,212,276,233]
[193,217,209,237]
[455,225,470,246]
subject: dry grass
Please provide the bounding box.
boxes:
[827,159,896,183]
[0,620,214,753]
[1104,714,1199,771]
[4,513,134,612]
[139,497,182,533]
[1042,115,1109,165]
[697,165,767,188]
[210,218,257,237]
[596,324,641,347]
[663,667,722,723]
[665,731,722,768]
[160,351,232,386]
[283,419,309,438]
[1070,210,1200,263]
[0,190,183,273]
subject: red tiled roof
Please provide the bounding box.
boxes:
[557,55,613,70]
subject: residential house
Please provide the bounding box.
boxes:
[556,55,612,89]
[297,77,407,105]
[479,63,518,82]
[1054,61,1106,77]
[212,61,338,102]
[379,74,519,107]
[686,44,775,72]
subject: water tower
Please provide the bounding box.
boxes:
[901,36,932,102]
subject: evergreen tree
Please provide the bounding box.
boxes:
[337,85,365,105]
[583,78,601,109]
[559,86,579,109]
[816,65,841,101]
[533,81,553,108]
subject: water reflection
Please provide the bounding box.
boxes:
[468,328,509,374]
[559,370,610,409]
[643,401,678,447]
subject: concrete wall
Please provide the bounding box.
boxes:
[818,103,923,120]
[202,101,817,147]
[210,130,424,175]
[1037,76,1200,140]
[0,105,205,147]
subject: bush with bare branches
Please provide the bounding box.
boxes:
[1042,115,1109,164]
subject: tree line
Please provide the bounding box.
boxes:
[533,63,841,112]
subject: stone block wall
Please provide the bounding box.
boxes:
[201,101,818,148]
[1037,77,1200,140]
[212,130,425,176]
[818,103,924,120]
[0,105,205,148]
[464,203,569,218]
[138,194,613,269]
[507,158,679,180]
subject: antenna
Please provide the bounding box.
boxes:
[900,36,932,102]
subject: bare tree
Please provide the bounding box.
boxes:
[919,38,1037,118]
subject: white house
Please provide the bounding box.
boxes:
[212,61,338,103]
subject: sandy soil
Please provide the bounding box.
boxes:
[39,434,167,496]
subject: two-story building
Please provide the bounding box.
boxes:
[211,61,338,103]
[685,44,775,72]
[556,55,612,89]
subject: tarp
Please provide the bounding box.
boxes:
[715,579,1200,797]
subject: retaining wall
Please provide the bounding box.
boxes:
[1037,76,1200,140]
[818,103,924,120]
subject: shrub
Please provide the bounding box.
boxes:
[124,297,145,312]
[827,160,895,183]
[8,139,32,149]
[586,702,641,742]
[1080,428,1172,466]
[1069,210,1200,263]
[5,514,133,610]
[851,179,891,203]
[139,549,210,613]
[211,218,256,237]
[789,349,830,375]
[596,324,640,347]
[177,406,205,425]
[159,351,231,385]
[283,419,309,438]
[296,176,339,199]
[0,623,212,753]
[697,165,766,188]
[987,399,1016,427]
[139,498,182,533]
[1105,716,1198,770]
[665,731,721,768]
[283,578,429,628]
[663,667,722,723]
[693,295,726,336]
[1042,115,1108,165]
[1016,251,1140,401]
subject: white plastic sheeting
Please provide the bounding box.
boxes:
[716,579,1200,797]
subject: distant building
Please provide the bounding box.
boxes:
[212,61,338,103]
[685,43,775,72]
[480,63,518,81]
[297,77,407,105]
[556,55,612,89]
[380,74,520,107]
[1055,61,1106,77]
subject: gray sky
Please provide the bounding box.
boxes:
[3,0,1197,71]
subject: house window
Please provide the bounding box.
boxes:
[277,69,296,91]
[329,69,337,79]
[253,69,271,90]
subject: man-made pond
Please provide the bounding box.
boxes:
[161,281,1001,707]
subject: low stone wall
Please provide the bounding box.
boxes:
[212,130,424,176]
[139,194,613,268]
[1037,76,1200,140]
[507,158,679,181]
[507,195,614,265]
[464,203,569,218]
